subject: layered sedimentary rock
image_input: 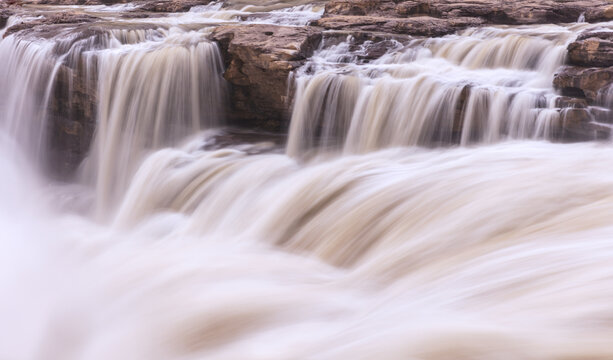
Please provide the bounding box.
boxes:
[324,0,613,24]
[554,66,613,102]
[211,24,322,130]
[568,31,613,68]
[313,15,483,36]
[3,13,99,37]
[554,29,613,110]
[133,0,213,12]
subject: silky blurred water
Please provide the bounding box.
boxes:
[3,2,613,359]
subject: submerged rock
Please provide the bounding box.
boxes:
[211,24,322,131]
[561,108,611,141]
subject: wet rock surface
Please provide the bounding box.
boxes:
[211,24,322,131]
[201,128,286,154]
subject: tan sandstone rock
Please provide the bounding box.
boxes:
[211,24,322,130]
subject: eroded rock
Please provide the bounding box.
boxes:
[313,15,484,37]
[568,30,613,68]
[134,0,212,13]
[554,66,613,103]
[325,0,613,25]
[4,12,99,37]
[211,24,322,130]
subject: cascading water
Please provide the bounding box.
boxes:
[0,34,61,165]
[287,23,606,156]
[86,31,225,215]
[0,20,227,214]
[4,2,613,360]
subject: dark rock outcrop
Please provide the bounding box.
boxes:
[211,24,322,130]
[47,59,98,176]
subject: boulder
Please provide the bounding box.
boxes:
[568,30,613,68]
[554,66,613,103]
[211,24,322,131]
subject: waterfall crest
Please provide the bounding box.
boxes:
[287,24,599,157]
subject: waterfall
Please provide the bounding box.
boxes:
[0,36,61,166]
[4,2,613,359]
[86,32,225,216]
[0,24,226,216]
[287,25,579,156]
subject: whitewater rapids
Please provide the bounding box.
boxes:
[3,138,613,359]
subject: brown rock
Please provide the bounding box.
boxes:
[4,12,99,37]
[135,0,212,13]
[313,15,484,37]
[568,30,613,68]
[47,59,98,177]
[555,96,588,109]
[211,24,322,130]
[0,12,10,29]
[554,66,613,103]
[23,0,131,5]
[325,0,613,25]
[324,0,398,17]
[0,2,19,29]
[22,0,128,4]
[560,108,611,141]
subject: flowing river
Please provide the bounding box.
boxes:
[2,1,613,359]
